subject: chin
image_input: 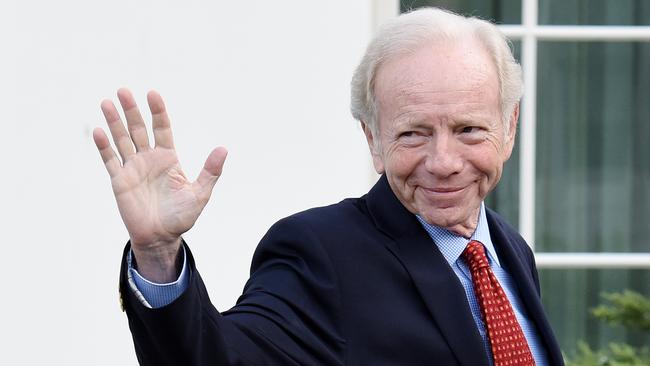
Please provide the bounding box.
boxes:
[422,198,480,223]
[419,208,462,228]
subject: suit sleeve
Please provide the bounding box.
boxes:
[119,216,346,366]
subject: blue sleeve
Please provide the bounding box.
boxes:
[126,246,190,308]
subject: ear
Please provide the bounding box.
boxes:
[503,103,519,161]
[361,121,385,174]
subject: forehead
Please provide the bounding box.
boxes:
[374,38,500,122]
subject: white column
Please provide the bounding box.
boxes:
[519,0,539,247]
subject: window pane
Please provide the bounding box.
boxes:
[536,41,650,252]
[401,0,521,24]
[539,0,650,25]
[539,268,650,356]
[485,41,521,227]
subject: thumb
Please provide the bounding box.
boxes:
[194,146,228,197]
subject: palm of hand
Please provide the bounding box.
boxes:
[112,148,202,248]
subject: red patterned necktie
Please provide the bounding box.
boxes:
[463,240,536,366]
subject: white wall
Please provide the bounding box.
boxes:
[0,1,381,364]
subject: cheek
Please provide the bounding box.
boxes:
[471,150,504,192]
[383,147,421,177]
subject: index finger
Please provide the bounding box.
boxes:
[92,127,121,177]
[147,90,175,149]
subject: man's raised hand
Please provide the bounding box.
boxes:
[93,88,227,282]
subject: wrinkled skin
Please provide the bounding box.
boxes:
[362,37,518,238]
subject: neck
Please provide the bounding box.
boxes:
[445,206,481,238]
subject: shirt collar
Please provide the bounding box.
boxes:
[416,202,500,268]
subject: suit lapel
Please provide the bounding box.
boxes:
[487,212,564,365]
[366,176,490,366]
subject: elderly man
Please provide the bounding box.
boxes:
[94,7,563,366]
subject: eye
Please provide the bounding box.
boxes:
[397,131,427,146]
[458,125,486,144]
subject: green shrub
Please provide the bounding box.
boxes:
[566,291,650,366]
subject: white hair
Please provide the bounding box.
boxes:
[350,7,523,136]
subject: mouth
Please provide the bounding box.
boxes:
[426,186,466,193]
[418,185,470,203]
[422,185,468,194]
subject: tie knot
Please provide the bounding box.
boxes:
[463,240,489,270]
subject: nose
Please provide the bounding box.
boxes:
[424,134,463,178]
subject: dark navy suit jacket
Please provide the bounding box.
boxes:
[120,175,564,365]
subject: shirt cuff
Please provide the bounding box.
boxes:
[126,246,190,309]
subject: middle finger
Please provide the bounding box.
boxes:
[117,88,151,152]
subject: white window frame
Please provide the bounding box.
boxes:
[373,0,650,269]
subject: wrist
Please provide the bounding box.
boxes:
[131,237,183,283]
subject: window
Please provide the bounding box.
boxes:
[393,0,650,354]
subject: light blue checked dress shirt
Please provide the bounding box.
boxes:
[130,203,548,364]
[416,202,548,365]
[127,246,190,308]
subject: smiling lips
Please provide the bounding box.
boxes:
[423,185,468,194]
[419,185,470,201]
[428,186,465,193]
